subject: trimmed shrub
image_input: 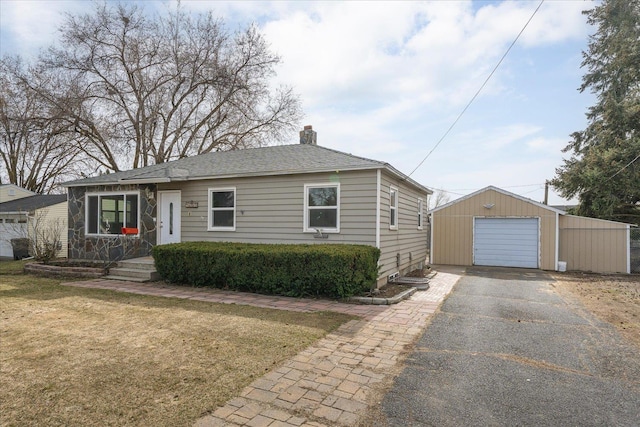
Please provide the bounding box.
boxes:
[152,242,380,299]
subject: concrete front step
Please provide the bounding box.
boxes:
[108,267,160,281]
[105,257,160,282]
[104,275,154,283]
[117,258,156,271]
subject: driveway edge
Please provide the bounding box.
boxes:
[194,270,461,427]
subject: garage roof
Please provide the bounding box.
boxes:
[429,185,566,215]
[0,194,67,214]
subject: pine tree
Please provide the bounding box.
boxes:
[551,0,640,225]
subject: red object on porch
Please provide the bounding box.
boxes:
[121,227,139,235]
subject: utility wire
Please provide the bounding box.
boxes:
[446,182,544,191]
[408,0,545,177]
[428,182,546,197]
[606,152,640,181]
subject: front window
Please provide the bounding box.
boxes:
[209,188,236,231]
[304,184,340,232]
[390,187,398,230]
[86,193,139,235]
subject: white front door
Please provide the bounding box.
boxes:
[158,191,181,245]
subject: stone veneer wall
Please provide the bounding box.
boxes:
[68,184,157,263]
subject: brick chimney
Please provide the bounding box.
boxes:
[299,125,317,145]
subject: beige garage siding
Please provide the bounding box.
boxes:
[431,188,558,270]
[559,215,629,274]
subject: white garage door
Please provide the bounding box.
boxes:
[474,218,539,268]
[0,222,27,259]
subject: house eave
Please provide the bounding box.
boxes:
[0,210,28,215]
[64,165,385,187]
[118,177,172,185]
[63,177,172,187]
[62,164,432,194]
[183,165,381,182]
[387,166,433,195]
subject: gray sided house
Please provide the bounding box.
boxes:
[63,130,432,286]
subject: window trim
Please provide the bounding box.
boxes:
[208,187,236,231]
[418,197,424,230]
[303,183,341,233]
[389,186,398,230]
[85,191,140,237]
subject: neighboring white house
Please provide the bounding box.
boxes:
[62,127,432,286]
[0,193,68,259]
[0,184,35,203]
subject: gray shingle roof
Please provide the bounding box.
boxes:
[62,144,430,193]
[0,194,67,213]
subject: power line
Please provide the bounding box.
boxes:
[408,0,545,177]
[606,152,640,181]
[425,186,466,196]
[428,182,546,197]
[447,183,545,191]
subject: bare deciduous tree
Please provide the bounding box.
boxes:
[0,57,86,192]
[38,3,302,172]
[28,209,65,264]
[428,190,450,210]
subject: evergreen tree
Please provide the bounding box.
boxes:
[551,0,640,225]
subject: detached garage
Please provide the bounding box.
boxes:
[430,186,632,274]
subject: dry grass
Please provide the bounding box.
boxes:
[0,258,29,275]
[553,272,640,349]
[0,268,354,426]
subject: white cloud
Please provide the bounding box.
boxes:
[526,136,568,154]
[0,0,592,205]
[0,0,94,57]
[257,0,590,117]
[454,124,542,151]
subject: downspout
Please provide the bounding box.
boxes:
[375,169,381,249]
[627,225,631,274]
[429,213,434,264]
[555,212,560,271]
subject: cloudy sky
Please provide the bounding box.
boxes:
[0,0,597,205]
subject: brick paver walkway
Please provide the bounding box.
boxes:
[61,270,461,426]
[62,279,389,320]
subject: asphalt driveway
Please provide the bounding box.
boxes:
[382,267,640,426]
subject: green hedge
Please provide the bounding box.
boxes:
[151,242,380,299]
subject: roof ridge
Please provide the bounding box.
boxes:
[305,144,386,166]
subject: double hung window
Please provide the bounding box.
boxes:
[208,188,236,231]
[390,187,398,230]
[304,184,340,232]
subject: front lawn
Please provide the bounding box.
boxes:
[0,265,354,426]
